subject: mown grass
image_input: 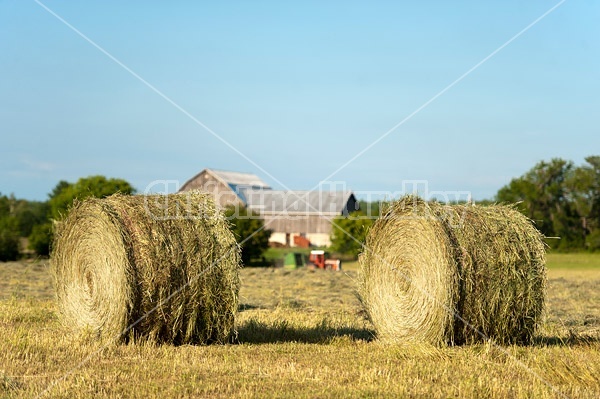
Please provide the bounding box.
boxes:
[0,253,599,398]
[546,252,600,270]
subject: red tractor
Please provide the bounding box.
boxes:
[308,250,342,271]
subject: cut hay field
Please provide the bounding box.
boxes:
[1,253,599,398]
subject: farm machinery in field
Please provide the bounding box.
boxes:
[308,250,342,271]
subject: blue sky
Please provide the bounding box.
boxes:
[1,1,598,201]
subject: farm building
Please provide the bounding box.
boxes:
[179,168,358,247]
[179,168,271,208]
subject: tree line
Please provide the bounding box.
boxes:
[1,156,598,261]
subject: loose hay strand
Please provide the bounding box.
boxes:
[358,196,546,345]
[51,192,241,345]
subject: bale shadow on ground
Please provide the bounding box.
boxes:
[533,334,600,347]
[234,318,376,344]
[237,303,267,312]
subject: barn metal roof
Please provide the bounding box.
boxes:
[208,169,271,189]
[241,189,356,215]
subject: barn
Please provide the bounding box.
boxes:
[179,168,358,247]
[179,168,271,208]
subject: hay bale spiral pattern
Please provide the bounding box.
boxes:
[51,192,240,344]
[359,196,546,345]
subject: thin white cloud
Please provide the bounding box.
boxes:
[20,156,56,172]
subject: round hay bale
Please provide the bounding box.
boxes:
[358,196,546,345]
[51,192,241,344]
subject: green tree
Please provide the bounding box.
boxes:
[585,156,600,250]
[28,223,52,256]
[496,158,578,249]
[0,216,20,261]
[358,200,388,219]
[330,211,374,258]
[495,157,600,250]
[0,194,23,260]
[0,193,50,237]
[50,180,70,199]
[0,193,13,219]
[49,175,135,219]
[565,156,600,250]
[223,206,272,265]
[14,200,49,237]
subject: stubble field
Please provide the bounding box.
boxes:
[1,253,599,398]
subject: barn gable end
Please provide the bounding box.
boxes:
[179,169,270,209]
